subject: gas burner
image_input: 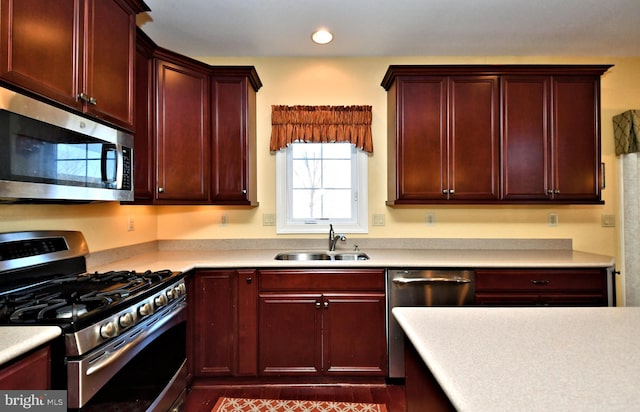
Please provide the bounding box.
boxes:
[10,297,68,321]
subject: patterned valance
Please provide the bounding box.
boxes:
[270,105,373,153]
[613,110,640,155]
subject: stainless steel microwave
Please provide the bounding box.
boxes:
[0,87,133,202]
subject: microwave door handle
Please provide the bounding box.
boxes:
[101,144,123,189]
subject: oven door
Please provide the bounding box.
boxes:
[67,299,187,410]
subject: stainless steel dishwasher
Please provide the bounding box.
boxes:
[387,269,475,379]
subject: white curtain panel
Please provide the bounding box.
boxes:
[622,153,640,305]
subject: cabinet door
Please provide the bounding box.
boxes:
[133,30,155,202]
[84,0,136,129]
[0,346,50,389]
[211,75,253,204]
[191,271,237,376]
[155,59,210,202]
[323,293,386,376]
[501,76,551,200]
[552,76,601,202]
[393,76,448,201]
[0,0,82,109]
[258,293,323,376]
[448,76,499,200]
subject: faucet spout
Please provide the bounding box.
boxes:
[328,224,346,251]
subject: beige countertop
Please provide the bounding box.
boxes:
[0,326,61,366]
[0,244,615,372]
[88,248,615,273]
[393,306,640,412]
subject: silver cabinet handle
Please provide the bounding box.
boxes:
[158,187,164,193]
[531,279,550,285]
[392,277,471,284]
[449,189,455,195]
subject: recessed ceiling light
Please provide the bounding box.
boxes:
[311,29,333,45]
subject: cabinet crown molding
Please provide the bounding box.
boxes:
[381,64,613,90]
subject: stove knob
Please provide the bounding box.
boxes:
[177,283,186,295]
[100,322,116,339]
[119,313,134,328]
[139,302,152,317]
[166,288,177,300]
[155,294,168,308]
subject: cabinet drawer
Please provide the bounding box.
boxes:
[259,269,384,291]
[475,269,606,292]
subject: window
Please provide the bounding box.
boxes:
[276,142,368,234]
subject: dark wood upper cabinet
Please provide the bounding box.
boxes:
[211,69,260,206]
[502,75,603,202]
[501,76,551,200]
[388,75,499,203]
[132,37,262,205]
[155,56,210,203]
[382,65,611,205]
[0,0,146,130]
[551,76,603,202]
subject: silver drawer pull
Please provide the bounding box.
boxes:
[531,279,550,285]
[393,277,471,284]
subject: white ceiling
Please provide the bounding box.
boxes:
[138,0,640,58]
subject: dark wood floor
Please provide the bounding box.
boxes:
[184,383,406,412]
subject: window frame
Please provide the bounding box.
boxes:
[276,143,368,234]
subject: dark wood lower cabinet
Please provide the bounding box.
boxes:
[0,345,50,389]
[189,268,386,380]
[189,269,257,377]
[475,268,611,306]
[258,269,387,378]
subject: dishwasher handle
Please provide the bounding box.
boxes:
[392,276,471,285]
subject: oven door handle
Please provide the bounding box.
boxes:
[85,301,185,376]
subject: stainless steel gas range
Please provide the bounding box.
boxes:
[0,230,187,411]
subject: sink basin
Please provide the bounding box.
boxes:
[274,251,369,261]
[274,252,332,261]
[332,252,370,260]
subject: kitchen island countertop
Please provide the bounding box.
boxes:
[393,306,640,411]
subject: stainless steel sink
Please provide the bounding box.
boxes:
[274,251,369,261]
[273,252,332,261]
[332,252,370,260]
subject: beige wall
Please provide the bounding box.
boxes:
[1,56,639,268]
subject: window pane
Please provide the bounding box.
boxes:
[322,159,351,189]
[291,143,322,158]
[292,158,321,188]
[291,189,322,219]
[322,190,352,218]
[322,143,352,159]
[291,189,352,219]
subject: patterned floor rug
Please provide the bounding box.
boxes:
[211,397,388,412]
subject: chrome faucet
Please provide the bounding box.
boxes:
[328,224,346,251]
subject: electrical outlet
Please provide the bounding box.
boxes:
[127,216,135,231]
[263,213,276,226]
[601,214,615,227]
[547,213,558,226]
[372,214,385,226]
[221,214,229,225]
[425,213,435,226]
